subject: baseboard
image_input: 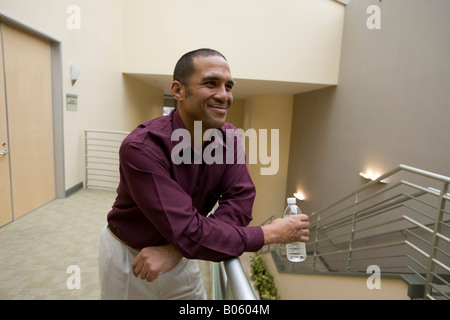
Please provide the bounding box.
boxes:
[65,182,84,198]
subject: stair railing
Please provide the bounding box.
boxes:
[267,164,449,300]
[307,164,450,299]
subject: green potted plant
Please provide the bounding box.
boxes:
[250,255,280,300]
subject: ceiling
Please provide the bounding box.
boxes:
[124,73,333,100]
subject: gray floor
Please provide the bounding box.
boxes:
[0,188,213,300]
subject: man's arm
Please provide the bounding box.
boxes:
[132,214,309,282]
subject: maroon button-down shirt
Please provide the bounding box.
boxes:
[107,110,264,261]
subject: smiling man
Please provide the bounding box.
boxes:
[98,48,309,300]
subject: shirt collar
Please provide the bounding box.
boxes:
[172,109,230,154]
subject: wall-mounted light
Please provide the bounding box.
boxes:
[294,192,305,201]
[70,64,80,85]
[359,171,387,183]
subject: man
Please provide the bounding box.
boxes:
[98,48,309,299]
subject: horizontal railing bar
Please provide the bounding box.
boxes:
[353,216,405,236]
[429,286,450,300]
[435,246,450,259]
[310,168,405,217]
[403,215,434,234]
[310,188,424,231]
[311,206,433,248]
[314,241,406,258]
[352,191,420,220]
[407,265,428,280]
[85,129,130,135]
[350,254,405,262]
[86,155,119,160]
[401,180,443,198]
[86,140,122,145]
[310,204,355,228]
[402,204,435,223]
[432,272,450,287]
[314,202,403,234]
[88,178,119,184]
[406,254,428,271]
[86,162,119,168]
[87,147,120,152]
[86,167,118,172]
[433,258,450,273]
[405,240,430,258]
[404,193,439,211]
[404,229,432,247]
[86,137,124,143]
[87,175,119,180]
[310,165,450,217]
[313,213,407,247]
[399,164,450,183]
[436,232,450,244]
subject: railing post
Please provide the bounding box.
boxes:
[347,192,358,272]
[84,129,88,187]
[424,182,449,299]
[312,212,321,272]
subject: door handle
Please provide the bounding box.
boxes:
[0,150,9,155]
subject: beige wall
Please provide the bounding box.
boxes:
[242,95,294,225]
[0,0,164,191]
[0,0,345,193]
[262,253,409,300]
[122,0,344,85]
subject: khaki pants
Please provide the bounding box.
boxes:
[98,225,207,300]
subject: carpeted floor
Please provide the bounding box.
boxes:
[0,188,213,300]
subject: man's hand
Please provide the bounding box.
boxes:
[262,214,309,245]
[131,244,183,282]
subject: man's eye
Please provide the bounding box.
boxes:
[205,81,216,87]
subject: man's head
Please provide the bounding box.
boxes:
[173,48,227,96]
[171,48,234,133]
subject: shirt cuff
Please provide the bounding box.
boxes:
[242,226,265,253]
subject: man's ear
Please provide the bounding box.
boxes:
[171,81,184,101]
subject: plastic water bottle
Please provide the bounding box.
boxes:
[284,197,306,262]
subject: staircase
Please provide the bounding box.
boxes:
[261,164,450,300]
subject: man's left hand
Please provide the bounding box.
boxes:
[131,244,183,282]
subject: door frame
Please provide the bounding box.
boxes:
[0,12,65,199]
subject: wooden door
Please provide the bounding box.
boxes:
[1,23,55,222]
[0,25,13,227]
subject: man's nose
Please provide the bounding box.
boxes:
[214,85,230,103]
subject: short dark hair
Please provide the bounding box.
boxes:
[173,48,227,87]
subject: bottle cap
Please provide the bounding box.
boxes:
[287,197,296,204]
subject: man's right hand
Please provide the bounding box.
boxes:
[261,214,309,245]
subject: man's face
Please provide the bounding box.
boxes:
[176,55,234,132]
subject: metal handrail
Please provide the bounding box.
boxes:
[213,258,257,300]
[302,164,450,300]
